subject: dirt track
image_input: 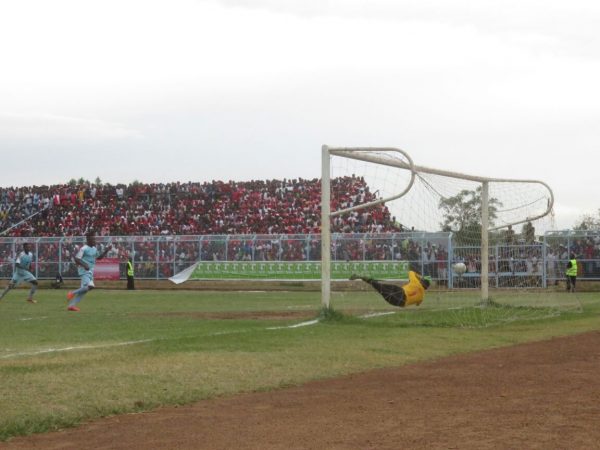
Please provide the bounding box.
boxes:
[2,331,600,450]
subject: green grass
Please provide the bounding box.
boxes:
[0,287,599,440]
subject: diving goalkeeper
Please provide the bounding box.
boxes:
[350,270,431,307]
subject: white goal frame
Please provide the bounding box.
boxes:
[321,145,555,308]
[321,146,416,308]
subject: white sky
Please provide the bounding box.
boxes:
[1,0,599,229]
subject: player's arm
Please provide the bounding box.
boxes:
[97,245,113,260]
[15,255,25,270]
[73,256,89,271]
[73,246,89,270]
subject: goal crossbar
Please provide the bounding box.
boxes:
[329,148,554,231]
[328,147,416,218]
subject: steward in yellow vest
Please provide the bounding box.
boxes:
[127,258,135,290]
[565,253,577,293]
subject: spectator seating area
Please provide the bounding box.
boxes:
[0,177,404,238]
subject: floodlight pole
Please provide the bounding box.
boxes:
[321,145,331,309]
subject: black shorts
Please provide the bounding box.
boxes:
[366,279,406,307]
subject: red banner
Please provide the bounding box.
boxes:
[94,258,121,280]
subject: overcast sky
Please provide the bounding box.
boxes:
[1,0,599,229]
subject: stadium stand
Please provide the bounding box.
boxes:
[0,177,403,238]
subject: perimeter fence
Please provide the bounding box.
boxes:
[0,230,598,288]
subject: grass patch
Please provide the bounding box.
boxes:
[0,288,598,440]
[317,306,347,322]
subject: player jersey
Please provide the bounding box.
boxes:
[15,251,33,273]
[76,245,99,276]
[401,271,426,306]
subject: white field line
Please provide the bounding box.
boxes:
[1,310,398,359]
[266,319,320,330]
[0,339,154,360]
[359,311,397,319]
[19,316,49,321]
[268,311,396,330]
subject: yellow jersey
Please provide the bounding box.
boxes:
[402,271,426,306]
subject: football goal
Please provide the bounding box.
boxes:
[321,145,556,309]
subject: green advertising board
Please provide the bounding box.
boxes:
[190,261,409,280]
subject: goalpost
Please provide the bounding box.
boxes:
[321,146,416,308]
[321,145,555,309]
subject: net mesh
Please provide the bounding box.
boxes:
[329,148,582,326]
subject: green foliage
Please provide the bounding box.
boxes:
[438,187,502,244]
[521,221,536,243]
[67,178,90,186]
[574,209,600,231]
[317,306,347,322]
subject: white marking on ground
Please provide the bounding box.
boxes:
[1,309,419,359]
[359,311,397,319]
[210,330,254,336]
[0,339,153,360]
[19,316,49,321]
[266,319,320,330]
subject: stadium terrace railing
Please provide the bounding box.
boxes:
[0,231,598,287]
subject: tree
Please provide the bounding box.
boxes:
[522,221,535,243]
[94,177,102,186]
[438,187,502,244]
[574,210,600,231]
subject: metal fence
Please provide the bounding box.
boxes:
[0,230,598,288]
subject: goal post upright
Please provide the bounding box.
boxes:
[320,146,416,309]
[481,181,489,304]
[321,145,332,309]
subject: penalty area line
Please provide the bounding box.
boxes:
[0,339,154,360]
[359,311,397,319]
[267,311,397,330]
[266,319,320,330]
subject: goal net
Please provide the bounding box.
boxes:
[322,146,582,324]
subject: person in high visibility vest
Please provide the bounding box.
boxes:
[565,253,577,293]
[127,257,135,290]
[350,270,431,307]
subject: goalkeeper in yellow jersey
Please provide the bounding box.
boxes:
[350,270,431,307]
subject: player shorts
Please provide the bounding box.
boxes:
[79,271,96,288]
[367,279,406,307]
[11,270,37,285]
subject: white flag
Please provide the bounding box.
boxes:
[168,262,200,284]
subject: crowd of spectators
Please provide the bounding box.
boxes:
[4,179,600,282]
[0,177,404,238]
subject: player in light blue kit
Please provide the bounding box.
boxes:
[0,243,38,303]
[67,232,112,312]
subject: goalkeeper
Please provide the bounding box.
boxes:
[350,270,431,307]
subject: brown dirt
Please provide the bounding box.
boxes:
[3,331,600,450]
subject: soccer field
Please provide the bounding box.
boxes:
[1,288,599,441]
